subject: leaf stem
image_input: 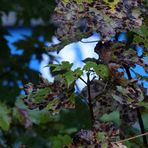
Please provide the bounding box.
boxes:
[112,132,148,144]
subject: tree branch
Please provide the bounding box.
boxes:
[80,40,100,43]
[124,65,148,146]
[86,72,95,127]
[79,77,87,85]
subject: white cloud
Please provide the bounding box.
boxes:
[40,33,100,90]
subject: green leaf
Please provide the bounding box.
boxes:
[96,132,106,142]
[64,68,83,87]
[46,61,73,72]
[83,61,97,71]
[100,111,121,125]
[133,25,148,37]
[101,143,108,148]
[46,99,60,112]
[64,71,75,87]
[95,64,109,79]
[50,134,72,148]
[133,25,148,48]
[28,108,52,124]
[62,135,72,145]
[73,67,83,77]
[61,61,73,70]
[0,102,11,131]
[15,95,28,109]
[103,0,120,10]
[69,93,77,105]
[83,61,109,79]
[31,87,50,103]
[134,36,148,48]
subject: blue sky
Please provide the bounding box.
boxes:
[5,27,40,71]
[5,28,148,92]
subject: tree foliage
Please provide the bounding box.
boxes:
[0,0,148,147]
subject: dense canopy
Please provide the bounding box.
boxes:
[0,0,148,147]
[51,0,145,41]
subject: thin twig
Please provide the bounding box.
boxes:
[137,108,148,145]
[112,132,148,144]
[80,40,100,43]
[79,77,87,85]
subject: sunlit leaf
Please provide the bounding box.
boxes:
[64,71,76,87]
[31,87,50,103]
[103,0,120,10]
[96,132,106,142]
[83,61,109,79]
[133,25,148,37]
[46,61,73,72]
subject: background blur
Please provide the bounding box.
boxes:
[0,0,56,106]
